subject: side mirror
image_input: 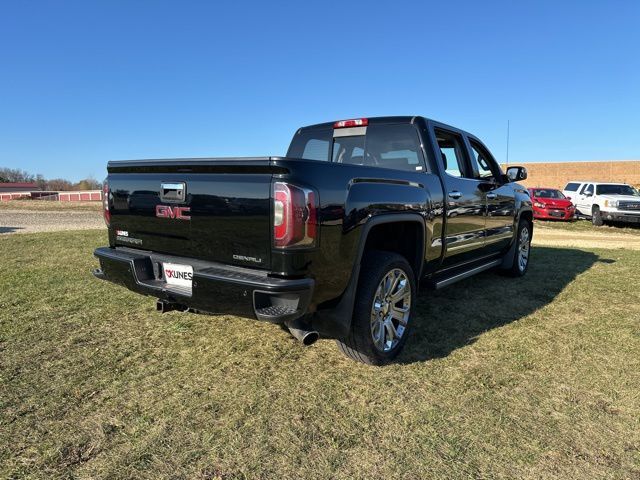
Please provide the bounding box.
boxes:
[506,166,527,182]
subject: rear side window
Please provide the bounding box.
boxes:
[564,182,581,192]
[364,124,425,172]
[287,128,332,161]
[434,129,468,178]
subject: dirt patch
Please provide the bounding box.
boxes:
[0,209,104,234]
[533,229,640,250]
[0,200,101,211]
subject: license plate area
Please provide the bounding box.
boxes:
[162,262,193,293]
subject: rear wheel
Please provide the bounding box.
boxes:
[336,250,415,365]
[592,206,604,226]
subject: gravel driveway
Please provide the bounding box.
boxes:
[532,229,640,250]
[0,209,104,234]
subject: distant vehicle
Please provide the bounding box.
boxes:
[562,181,640,226]
[561,181,586,201]
[528,188,575,221]
[93,116,533,365]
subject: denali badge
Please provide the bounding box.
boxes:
[156,205,191,220]
[233,254,263,264]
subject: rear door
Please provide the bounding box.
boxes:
[431,127,487,266]
[466,137,516,254]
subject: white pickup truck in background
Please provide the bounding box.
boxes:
[562,181,640,226]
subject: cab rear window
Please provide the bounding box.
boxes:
[287,128,332,161]
[287,124,425,172]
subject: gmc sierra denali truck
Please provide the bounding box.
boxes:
[93,116,533,365]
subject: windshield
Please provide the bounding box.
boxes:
[596,184,639,196]
[532,189,566,199]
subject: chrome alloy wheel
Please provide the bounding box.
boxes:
[518,225,530,272]
[370,268,411,352]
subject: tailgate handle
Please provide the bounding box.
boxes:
[160,182,186,203]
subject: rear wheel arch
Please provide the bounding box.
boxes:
[359,216,425,280]
[311,214,425,339]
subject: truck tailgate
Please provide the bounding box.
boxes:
[107,158,280,269]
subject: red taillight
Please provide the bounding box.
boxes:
[333,118,368,128]
[273,182,318,248]
[102,181,110,227]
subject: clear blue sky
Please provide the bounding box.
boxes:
[1,0,639,182]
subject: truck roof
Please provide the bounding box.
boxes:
[297,115,472,138]
[298,115,460,132]
[298,116,416,130]
[566,180,633,186]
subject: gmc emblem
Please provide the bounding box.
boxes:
[156,205,191,220]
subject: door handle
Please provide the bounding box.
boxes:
[448,191,462,199]
[486,193,497,200]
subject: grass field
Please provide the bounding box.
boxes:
[1,230,639,479]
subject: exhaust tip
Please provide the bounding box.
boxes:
[301,331,320,346]
[285,318,319,346]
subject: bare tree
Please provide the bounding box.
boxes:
[0,167,36,183]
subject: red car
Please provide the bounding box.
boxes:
[528,187,575,221]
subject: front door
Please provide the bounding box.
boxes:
[467,137,516,254]
[576,183,594,215]
[432,127,486,266]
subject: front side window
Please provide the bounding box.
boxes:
[583,184,594,195]
[469,140,501,180]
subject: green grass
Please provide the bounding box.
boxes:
[1,231,639,479]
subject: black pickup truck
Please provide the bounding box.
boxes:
[94,116,532,364]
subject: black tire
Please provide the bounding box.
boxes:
[592,206,604,226]
[506,219,532,277]
[335,250,416,365]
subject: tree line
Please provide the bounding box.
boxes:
[0,167,102,191]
